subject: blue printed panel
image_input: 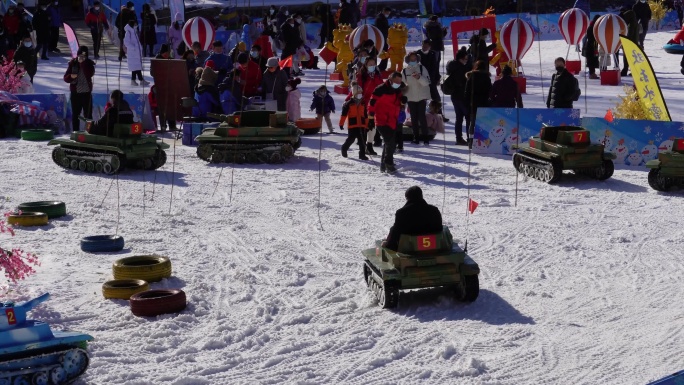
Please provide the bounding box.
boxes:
[581,117,684,166]
[14,94,68,119]
[473,107,580,154]
[90,92,155,131]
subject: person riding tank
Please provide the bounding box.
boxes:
[383,186,443,251]
[91,89,134,136]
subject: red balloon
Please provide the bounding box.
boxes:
[182,17,216,52]
[559,8,590,46]
[593,14,627,54]
[500,18,535,62]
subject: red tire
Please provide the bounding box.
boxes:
[129,289,187,317]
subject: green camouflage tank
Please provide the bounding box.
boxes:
[513,125,616,183]
[646,138,684,191]
[195,110,302,164]
[362,226,480,309]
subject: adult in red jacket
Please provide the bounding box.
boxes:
[668,25,684,74]
[368,72,407,173]
[85,2,110,59]
[235,53,262,97]
[63,46,95,133]
[3,6,21,41]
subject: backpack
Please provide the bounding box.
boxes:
[440,74,456,95]
[572,76,581,101]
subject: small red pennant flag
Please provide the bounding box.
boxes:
[279,55,293,69]
[318,46,337,65]
[468,198,479,214]
[604,109,614,123]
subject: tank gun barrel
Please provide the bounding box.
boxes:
[0,293,49,330]
[206,112,231,121]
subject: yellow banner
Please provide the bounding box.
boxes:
[620,36,671,121]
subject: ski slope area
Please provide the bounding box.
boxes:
[2,32,684,384]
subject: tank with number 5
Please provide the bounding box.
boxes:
[362,226,480,309]
[646,137,684,191]
[512,125,616,183]
[1,293,94,384]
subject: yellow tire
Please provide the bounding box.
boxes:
[102,279,150,300]
[112,255,172,282]
[7,212,48,227]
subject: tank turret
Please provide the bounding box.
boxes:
[0,292,49,331]
[646,137,684,191]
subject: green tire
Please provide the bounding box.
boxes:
[17,201,66,219]
[20,129,54,141]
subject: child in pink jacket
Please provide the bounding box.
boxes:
[286,78,301,122]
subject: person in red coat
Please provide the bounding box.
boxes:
[63,46,95,133]
[668,25,684,74]
[3,6,21,42]
[346,57,384,155]
[368,72,407,173]
[235,52,262,97]
[85,2,109,59]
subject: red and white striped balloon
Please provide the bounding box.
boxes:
[558,8,589,45]
[499,18,535,62]
[348,24,385,52]
[593,14,627,54]
[182,17,216,52]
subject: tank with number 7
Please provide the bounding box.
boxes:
[362,226,480,309]
[512,125,616,183]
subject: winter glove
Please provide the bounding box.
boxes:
[339,125,345,130]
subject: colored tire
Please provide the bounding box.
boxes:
[102,279,149,300]
[20,129,54,141]
[129,289,187,317]
[7,212,48,227]
[17,201,66,219]
[81,235,125,253]
[112,255,172,282]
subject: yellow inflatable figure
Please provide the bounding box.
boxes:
[326,24,354,87]
[379,23,409,73]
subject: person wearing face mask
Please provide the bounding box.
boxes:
[414,39,444,120]
[18,12,33,46]
[261,57,289,111]
[85,1,110,59]
[115,2,137,61]
[140,4,157,57]
[632,0,652,48]
[348,48,369,83]
[275,6,289,47]
[339,84,369,160]
[47,0,62,53]
[293,13,306,45]
[310,85,336,133]
[168,13,183,58]
[32,1,51,60]
[92,90,134,136]
[354,57,383,155]
[446,48,471,146]
[279,17,303,76]
[423,15,447,65]
[13,36,37,83]
[263,5,278,41]
[401,52,432,145]
[285,77,302,122]
[233,52,261,97]
[63,46,95,133]
[250,44,267,72]
[374,7,391,71]
[123,19,149,86]
[3,6,20,42]
[368,72,407,173]
[546,57,577,109]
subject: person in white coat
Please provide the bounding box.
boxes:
[401,52,431,145]
[123,20,149,86]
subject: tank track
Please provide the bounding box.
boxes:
[0,347,89,385]
[513,153,562,183]
[648,168,682,191]
[196,143,296,164]
[52,146,167,175]
[363,263,399,309]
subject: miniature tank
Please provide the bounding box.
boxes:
[48,120,169,174]
[512,125,616,183]
[362,226,480,309]
[646,138,684,191]
[1,293,93,384]
[196,110,302,164]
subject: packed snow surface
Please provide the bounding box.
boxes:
[2,31,684,384]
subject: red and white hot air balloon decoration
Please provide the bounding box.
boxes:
[593,14,627,55]
[348,24,385,52]
[182,17,216,52]
[558,8,590,46]
[499,18,535,68]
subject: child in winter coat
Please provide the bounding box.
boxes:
[310,85,336,133]
[286,78,301,122]
[339,84,368,160]
[405,100,444,140]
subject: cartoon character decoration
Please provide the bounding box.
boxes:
[472,138,491,152]
[379,23,409,73]
[641,140,658,162]
[612,138,629,163]
[326,24,354,87]
[489,119,507,147]
[626,151,644,166]
[503,127,519,154]
[659,137,675,152]
[599,129,613,151]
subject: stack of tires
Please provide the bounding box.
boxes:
[7,201,67,227]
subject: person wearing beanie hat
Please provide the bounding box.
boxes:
[63,45,95,133]
[193,67,220,118]
[261,56,289,111]
[114,0,138,61]
[85,0,110,59]
[381,186,443,251]
[168,13,183,58]
[285,77,302,121]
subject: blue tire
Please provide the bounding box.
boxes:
[80,235,125,253]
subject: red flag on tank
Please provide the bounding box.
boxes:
[468,198,479,214]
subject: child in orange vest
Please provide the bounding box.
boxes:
[339,84,369,160]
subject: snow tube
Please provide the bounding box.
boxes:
[112,255,172,282]
[102,279,149,299]
[6,212,48,227]
[129,289,187,317]
[663,43,684,54]
[20,129,54,141]
[17,201,66,219]
[296,118,321,135]
[81,235,125,253]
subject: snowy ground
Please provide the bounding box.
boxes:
[2,31,684,384]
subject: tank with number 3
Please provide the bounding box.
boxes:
[512,125,616,183]
[362,226,480,309]
[646,138,684,191]
[1,293,94,384]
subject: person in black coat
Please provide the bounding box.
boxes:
[140,4,157,57]
[546,57,576,109]
[0,28,13,59]
[13,35,37,82]
[489,65,523,108]
[447,48,470,145]
[339,0,358,26]
[32,2,51,60]
[469,28,496,63]
[115,2,137,61]
[383,186,443,251]
[92,90,134,136]
[375,7,391,71]
[423,15,447,64]
[318,3,334,48]
[279,17,302,74]
[464,59,492,147]
[583,15,601,79]
[632,0,651,48]
[415,39,443,115]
